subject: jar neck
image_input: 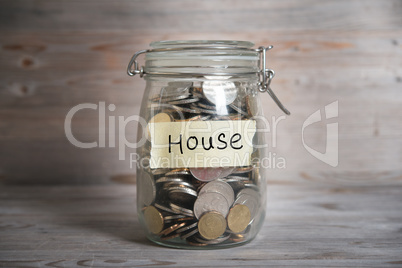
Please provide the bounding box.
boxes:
[144,41,260,78]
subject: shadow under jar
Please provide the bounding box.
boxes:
[127,40,289,249]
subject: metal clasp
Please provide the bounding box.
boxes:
[258,46,290,115]
[127,49,149,77]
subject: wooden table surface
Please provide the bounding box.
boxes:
[1,182,401,267]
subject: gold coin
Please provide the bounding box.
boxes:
[147,112,173,138]
[227,204,251,233]
[143,206,164,234]
[198,211,226,240]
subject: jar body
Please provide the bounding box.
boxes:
[134,41,268,249]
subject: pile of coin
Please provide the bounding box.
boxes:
[139,81,262,246]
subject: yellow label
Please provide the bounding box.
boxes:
[149,120,256,168]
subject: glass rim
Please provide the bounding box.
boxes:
[150,40,255,49]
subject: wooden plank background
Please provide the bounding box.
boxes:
[0,0,401,185]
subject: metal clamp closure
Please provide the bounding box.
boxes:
[127,45,290,115]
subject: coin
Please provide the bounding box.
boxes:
[139,171,155,206]
[159,222,186,236]
[154,203,176,214]
[176,222,198,233]
[143,206,164,234]
[227,204,251,233]
[151,168,171,175]
[161,81,192,97]
[229,233,246,242]
[161,233,180,240]
[233,166,254,174]
[151,92,191,103]
[181,228,200,240]
[197,102,216,110]
[198,211,227,240]
[246,95,259,117]
[224,175,250,181]
[164,215,193,222]
[190,167,231,182]
[171,104,200,114]
[164,180,195,190]
[202,81,237,106]
[165,168,191,176]
[199,180,234,206]
[194,233,230,244]
[235,188,260,221]
[155,177,184,184]
[167,186,197,204]
[229,102,248,116]
[189,104,217,114]
[218,167,235,179]
[170,203,194,217]
[168,97,200,105]
[193,191,230,219]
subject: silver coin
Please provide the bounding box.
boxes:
[151,92,191,103]
[193,192,230,219]
[233,166,254,174]
[139,171,155,206]
[180,227,199,240]
[229,102,248,116]
[223,175,250,182]
[165,169,191,176]
[197,102,216,110]
[199,180,234,206]
[166,81,193,91]
[170,203,194,217]
[171,104,201,114]
[154,203,176,214]
[235,188,260,221]
[194,233,230,244]
[168,97,200,105]
[218,167,235,179]
[189,104,217,114]
[246,95,259,117]
[202,81,237,106]
[168,186,198,203]
[155,177,184,184]
[164,181,195,190]
[243,182,259,192]
[151,168,170,176]
[176,222,198,234]
[190,167,234,182]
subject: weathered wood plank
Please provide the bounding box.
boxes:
[1,0,401,32]
[0,184,401,266]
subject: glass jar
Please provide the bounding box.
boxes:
[127,40,289,249]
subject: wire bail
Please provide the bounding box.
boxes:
[257,46,290,115]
